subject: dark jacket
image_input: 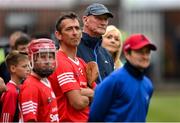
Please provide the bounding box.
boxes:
[0,62,10,84]
[77,32,114,84]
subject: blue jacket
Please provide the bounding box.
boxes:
[77,32,114,84]
[89,61,154,122]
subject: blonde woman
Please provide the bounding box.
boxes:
[102,25,123,69]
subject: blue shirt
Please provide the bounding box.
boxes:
[77,32,114,83]
[89,62,154,122]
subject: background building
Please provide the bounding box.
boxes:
[0,0,180,88]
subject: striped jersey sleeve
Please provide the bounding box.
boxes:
[57,72,76,86]
[21,101,37,115]
[0,83,18,122]
[49,51,80,93]
[19,84,39,121]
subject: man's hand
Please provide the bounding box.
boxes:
[86,61,98,88]
[80,88,94,98]
[81,88,94,103]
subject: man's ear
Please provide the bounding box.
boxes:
[55,31,62,41]
[82,16,88,25]
[124,51,130,60]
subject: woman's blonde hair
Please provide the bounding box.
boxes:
[103,25,123,69]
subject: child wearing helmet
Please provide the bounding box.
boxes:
[18,38,59,122]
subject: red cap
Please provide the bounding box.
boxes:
[123,34,157,52]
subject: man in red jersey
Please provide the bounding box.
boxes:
[48,12,94,122]
[19,39,59,122]
[1,51,30,122]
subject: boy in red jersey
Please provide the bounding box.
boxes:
[19,39,59,122]
[1,51,30,122]
[48,12,95,122]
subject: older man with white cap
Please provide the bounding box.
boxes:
[77,3,114,84]
[89,33,157,122]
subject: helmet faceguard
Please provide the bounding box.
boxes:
[28,38,57,77]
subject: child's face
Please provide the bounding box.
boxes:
[30,51,56,78]
[33,52,56,71]
[14,59,30,81]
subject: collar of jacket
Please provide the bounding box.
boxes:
[82,32,102,49]
[124,61,145,80]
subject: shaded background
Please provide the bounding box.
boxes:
[0,0,180,121]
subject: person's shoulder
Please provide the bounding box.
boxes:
[77,38,88,49]
[57,57,74,68]
[142,76,154,92]
[99,46,112,58]
[101,68,121,83]
[98,69,123,91]
[107,67,127,81]
[143,76,153,85]
[1,83,17,97]
[21,77,39,93]
[79,33,91,47]
[97,46,113,67]
[110,68,123,77]
[56,50,66,59]
[6,82,17,90]
[57,50,70,60]
[56,51,72,65]
[55,57,76,74]
[22,76,38,87]
[104,67,129,88]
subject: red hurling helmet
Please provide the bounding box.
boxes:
[28,38,57,77]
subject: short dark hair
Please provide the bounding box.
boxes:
[14,34,31,50]
[31,32,51,39]
[55,12,79,32]
[5,50,28,73]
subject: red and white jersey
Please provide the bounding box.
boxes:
[49,50,89,122]
[19,75,59,122]
[0,81,19,122]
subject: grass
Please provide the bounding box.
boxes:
[147,92,180,122]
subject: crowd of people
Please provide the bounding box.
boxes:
[0,3,157,122]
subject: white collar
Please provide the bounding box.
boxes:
[9,80,17,86]
[40,78,51,88]
[68,57,79,65]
